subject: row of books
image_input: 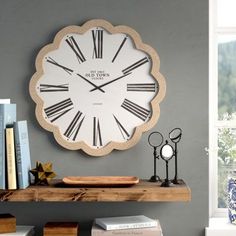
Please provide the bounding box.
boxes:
[0,99,31,190]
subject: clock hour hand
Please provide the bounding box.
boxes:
[77,73,105,93]
[89,72,132,92]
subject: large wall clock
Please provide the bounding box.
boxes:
[29,19,166,156]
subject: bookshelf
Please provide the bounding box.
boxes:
[0,179,191,202]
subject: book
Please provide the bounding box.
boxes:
[43,222,79,236]
[0,99,10,104]
[0,103,16,189]
[91,220,162,236]
[95,215,158,231]
[14,121,31,189]
[0,226,35,236]
[0,214,16,233]
[6,127,17,190]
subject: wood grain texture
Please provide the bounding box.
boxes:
[0,214,16,233]
[62,176,139,186]
[44,222,78,236]
[0,180,191,202]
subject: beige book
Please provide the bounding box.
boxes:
[6,127,17,190]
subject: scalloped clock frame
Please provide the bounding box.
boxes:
[29,19,166,157]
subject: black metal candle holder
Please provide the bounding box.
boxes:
[147,128,183,187]
[160,140,174,187]
[148,132,164,182]
[169,128,182,184]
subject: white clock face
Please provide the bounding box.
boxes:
[30,20,166,156]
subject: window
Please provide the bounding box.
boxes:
[209,0,236,217]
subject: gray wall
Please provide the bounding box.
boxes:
[0,0,208,235]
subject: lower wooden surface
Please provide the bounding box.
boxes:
[0,179,191,202]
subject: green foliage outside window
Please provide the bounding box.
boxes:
[218,40,236,208]
[218,128,236,208]
[218,41,236,118]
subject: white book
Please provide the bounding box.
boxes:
[92,219,162,236]
[0,99,10,104]
[0,226,34,236]
[95,215,158,231]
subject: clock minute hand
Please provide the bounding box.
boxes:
[89,72,132,92]
[77,73,105,93]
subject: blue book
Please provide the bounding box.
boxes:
[0,104,16,189]
[14,121,31,189]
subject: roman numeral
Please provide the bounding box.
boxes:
[44,98,73,123]
[46,57,73,75]
[122,57,149,74]
[112,37,127,63]
[121,99,150,121]
[113,115,130,140]
[93,117,103,147]
[39,83,69,92]
[64,110,85,141]
[66,36,86,63]
[92,29,103,59]
[127,83,157,92]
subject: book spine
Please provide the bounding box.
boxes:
[6,127,17,190]
[14,121,31,189]
[0,104,16,189]
[0,106,4,189]
[106,222,157,231]
[14,122,23,189]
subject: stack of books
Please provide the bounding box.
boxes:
[0,99,31,190]
[91,215,163,236]
[0,213,34,235]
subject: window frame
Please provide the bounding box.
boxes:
[209,0,236,217]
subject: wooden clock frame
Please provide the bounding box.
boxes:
[29,19,166,157]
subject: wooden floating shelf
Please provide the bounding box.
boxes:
[0,179,191,202]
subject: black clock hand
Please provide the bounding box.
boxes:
[77,73,105,93]
[89,72,132,92]
[46,57,74,75]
